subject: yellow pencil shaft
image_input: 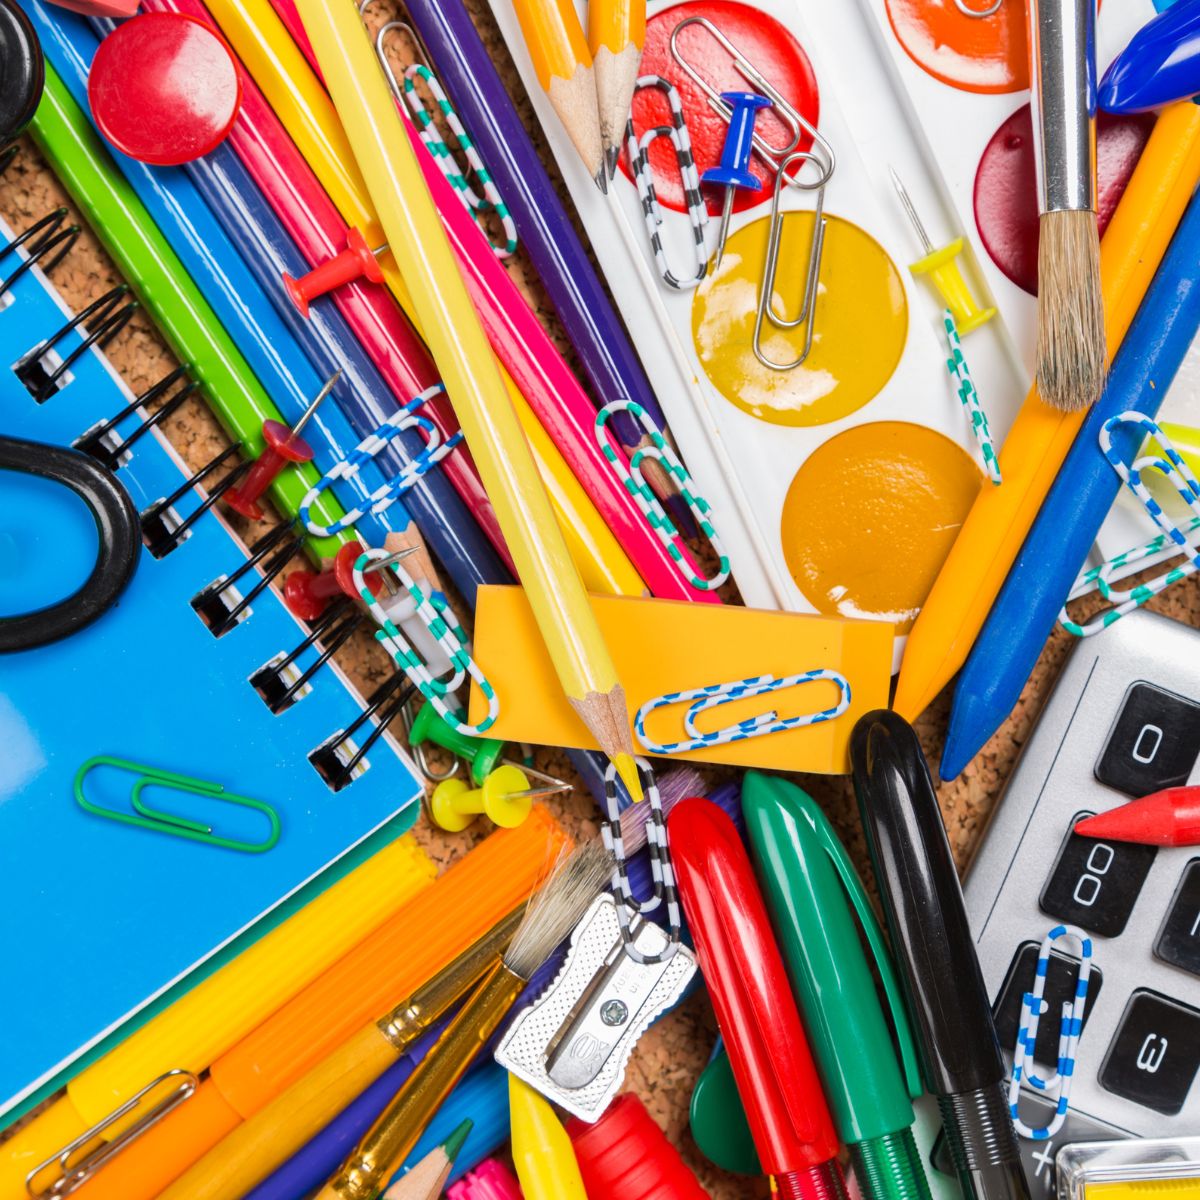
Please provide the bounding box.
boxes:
[511,0,593,90]
[292,0,623,714]
[508,1075,588,1200]
[588,0,645,56]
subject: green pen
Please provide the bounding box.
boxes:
[740,770,933,1200]
[30,66,348,561]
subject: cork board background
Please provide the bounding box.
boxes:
[2,1,1198,1194]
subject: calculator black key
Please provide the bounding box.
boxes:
[993,942,1103,1068]
[1099,990,1200,1115]
[1155,860,1200,979]
[1039,815,1157,937]
[1095,682,1200,798]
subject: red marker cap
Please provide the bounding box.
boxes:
[88,13,241,166]
[1075,785,1200,847]
[667,798,844,1198]
[566,1093,707,1200]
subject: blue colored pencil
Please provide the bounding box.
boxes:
[941,185,1200,780]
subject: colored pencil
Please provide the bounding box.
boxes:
[291,0,646,800]
[940,184,1200,779]
[892,101,1200,722]
[1074,787,1200,848]
[590,0,646,177]
[382,1121,473,1200]
[508,1076,588,1200]
[509,0,605,188]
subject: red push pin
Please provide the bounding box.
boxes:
[225,371,340,521]
[283,540,383,621]
[283,228,387,317]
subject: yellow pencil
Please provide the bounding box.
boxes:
[508,1075,588,1200]
[590,0,646,177]
[292,0,644,803]
[511,0,606,189]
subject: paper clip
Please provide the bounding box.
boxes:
[26,1069,198,1199]
[1008,925,1094,1140]
[955,0,1003,16]
[365,3,518,258]
[1060,415,1200,637]
[753,149,829,372]
[669,16,835,185]
[625,75,708,290]
[944,310,1002,485]
[74,757,281,853]
[595,399,729,591]
[600,759,683,965]
[352,546,500,735]
[299,384,460,537]
[635,669,851,755]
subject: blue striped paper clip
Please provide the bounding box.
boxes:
[634,669,851,755]
[1060,414,1200,638]
[1007,924,1094,1140]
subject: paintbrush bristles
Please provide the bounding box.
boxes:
[1036,209,1106,412]
[504,841,614,980]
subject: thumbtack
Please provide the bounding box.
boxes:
[283,228,387,317]
[408,698,505,785]
[429,764,570,833]
[283,540,382,622]
[702,92,772,270]
[225,371,341,520]
[889,168,996,334]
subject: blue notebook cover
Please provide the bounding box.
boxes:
[0,216,424,1117]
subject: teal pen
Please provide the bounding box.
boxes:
[741,771,933,1200]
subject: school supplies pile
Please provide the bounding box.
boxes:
[2,0,1198,1197]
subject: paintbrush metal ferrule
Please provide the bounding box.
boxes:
[1028,0,1097,213]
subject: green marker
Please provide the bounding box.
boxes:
[741,770,933,1200]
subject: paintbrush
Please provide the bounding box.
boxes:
[1028,0,1105,412]
[314,842,614,1200]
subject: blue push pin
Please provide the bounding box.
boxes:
[702,91,772,270]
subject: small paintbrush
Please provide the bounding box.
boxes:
[315,842,614,1200]
[1028,0,1105,412]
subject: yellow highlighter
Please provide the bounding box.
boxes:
[889,168,996,335]
[508,1075,588,1200]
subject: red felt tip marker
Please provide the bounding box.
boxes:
[667,797,847,1200]
[1075,785,1200,847]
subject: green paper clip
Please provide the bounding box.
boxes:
[74,756,280,853]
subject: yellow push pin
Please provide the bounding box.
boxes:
[429,764,571,833]
[889,168,996,335]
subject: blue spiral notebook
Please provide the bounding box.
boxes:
[0,211,424,1118]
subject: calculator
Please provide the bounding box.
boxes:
[933,609,1200,1199]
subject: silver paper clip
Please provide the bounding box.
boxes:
[954,0,1003,16]
[625,76,708,290]
[1060,415,1200,637]
[635,669,851,755]
[669,16,835,186]
[494,893,697,1121]
[27,1070,198,1199]
[753,150,829,371]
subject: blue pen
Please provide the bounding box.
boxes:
[1099,0,1200,114]
[941,183,1200,780]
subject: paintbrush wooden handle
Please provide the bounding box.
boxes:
[158,1024,397,1200]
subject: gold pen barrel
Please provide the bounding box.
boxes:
[321,963,526,1200]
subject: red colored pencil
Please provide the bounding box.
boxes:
[1074,786,1200,847]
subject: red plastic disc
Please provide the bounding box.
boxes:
[88,13,241,166]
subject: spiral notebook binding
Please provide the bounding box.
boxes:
[309,672,417,792]
[250,599,363,714]
[74,366,197,470]
[140,443,246,560]
[0,208,80,305]
[190,520,304,636]
[16,285,138,402]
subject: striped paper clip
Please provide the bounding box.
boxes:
[1060,414,1200,637]
[366,6,518,258]
[299,385,460,538]
[595,399,729,591]
[1008,925,1093,1140]
[600,758,683,965]
[626,76,707,290]
[352,546,500,735]
[944,310,1001,485]
[634,669,851,755]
